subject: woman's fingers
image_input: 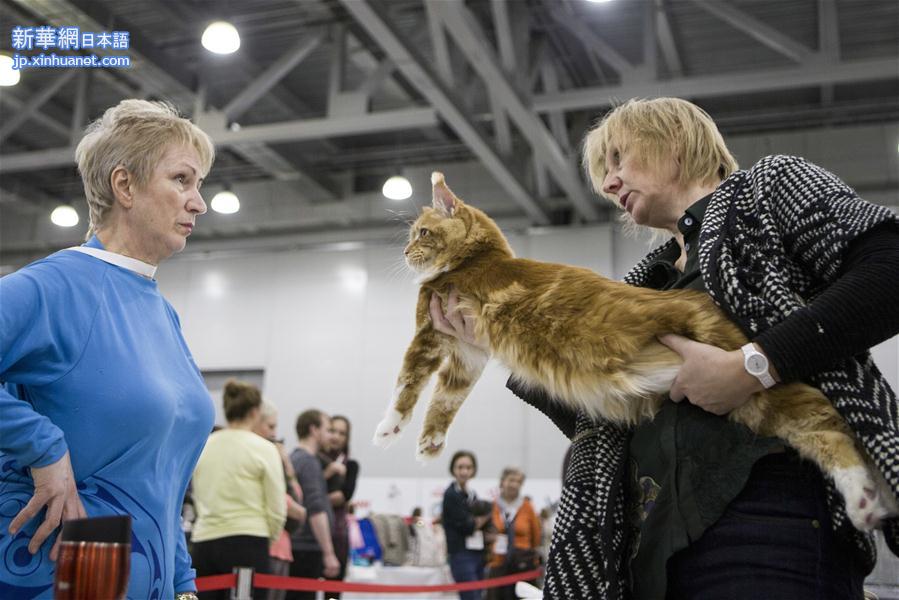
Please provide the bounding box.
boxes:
[49,537,61,562]
[49,491,87,561]
[27,495,63,554]
[8,494,44,535]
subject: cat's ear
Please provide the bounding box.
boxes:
[431,171,461,216]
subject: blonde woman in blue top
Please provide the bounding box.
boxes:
[0,99,215,600]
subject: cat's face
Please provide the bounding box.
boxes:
[403,206,468,275]
[404,172,511,277]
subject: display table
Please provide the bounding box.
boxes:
[342,564,458,600]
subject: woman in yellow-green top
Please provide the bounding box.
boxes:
[191,379,287,600]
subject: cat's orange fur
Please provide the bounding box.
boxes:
[374,172,897,531]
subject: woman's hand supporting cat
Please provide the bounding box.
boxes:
[429,288,489,351]
[658,334,778,415]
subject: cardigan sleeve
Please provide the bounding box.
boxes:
[505,377,577,439]
[756,223,899,382]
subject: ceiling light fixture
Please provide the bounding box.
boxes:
[50,205,79,227]
[0,55,20,86]
[382,175,412,201]
[201,21,241,55]
[211,190,240,214]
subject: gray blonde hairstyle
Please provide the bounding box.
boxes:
[75,99,215,238]
[582,97,737,197]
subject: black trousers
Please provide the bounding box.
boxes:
[285,549,322,600]
[192,535,270,600]
[666,452,866,600]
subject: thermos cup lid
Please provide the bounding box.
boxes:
[59,515,132,544]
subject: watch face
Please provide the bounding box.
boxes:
[747,355,767,374]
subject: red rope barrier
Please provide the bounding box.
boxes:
[196,568,541,594]
[195,573,237,592]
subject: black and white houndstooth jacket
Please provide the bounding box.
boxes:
[541,155,899,600]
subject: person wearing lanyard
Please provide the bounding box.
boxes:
[0,99,216,600]
[443,450,490,600]
[486,468,540,600]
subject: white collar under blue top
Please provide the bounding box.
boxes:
[67,236,158,280]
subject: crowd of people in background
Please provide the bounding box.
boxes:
[182,384,548,600]
[183,383,360,600]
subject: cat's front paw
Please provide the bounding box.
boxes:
[416,431,446,462]
[373,408,410,448]
[833,466,899,531]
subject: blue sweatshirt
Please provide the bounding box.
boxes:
[0,236,214,599]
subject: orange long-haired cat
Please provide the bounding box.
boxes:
[375,172,897,531]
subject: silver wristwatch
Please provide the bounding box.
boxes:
[741,343,776,389]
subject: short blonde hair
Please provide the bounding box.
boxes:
[75,99,215,238]
[260,401,278,422]
[582,97,737,202]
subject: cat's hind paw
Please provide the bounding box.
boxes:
[833,466,899,531]
[416,432,446,463]
[373,408,410,449]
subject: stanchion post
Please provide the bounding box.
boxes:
[230,567,254,600]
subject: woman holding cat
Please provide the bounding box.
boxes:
[432,97,899,598]
[443,450,491,600]
[0,99,216,600]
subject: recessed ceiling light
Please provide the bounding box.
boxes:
[202,21,240,55]
[50,205,79,227]
[211,190,240,214]
[382,175,413,201]
[0,55,20,87]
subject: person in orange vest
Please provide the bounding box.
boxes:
[486,468,541,600]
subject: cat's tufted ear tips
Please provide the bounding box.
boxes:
[431,171,460,216]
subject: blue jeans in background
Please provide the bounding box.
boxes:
[449,549,486,600]
[666,451,866,599]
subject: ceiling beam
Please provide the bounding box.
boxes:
[212,108,440,145]
[430,0,600,221]
[0,70,78,143]
[547,3,637,79]
[0,109,441,173]
[489,0,516,155]
[642,0,658,78]
[425,0,454,86]
[818,0,840,60]
[654,0,683,77]
[533,57,899,113]
[0,94,71,140]
[337,0,551,225]
[491,0,517,77]
[223,32,324,122]
[689,0,815,64]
